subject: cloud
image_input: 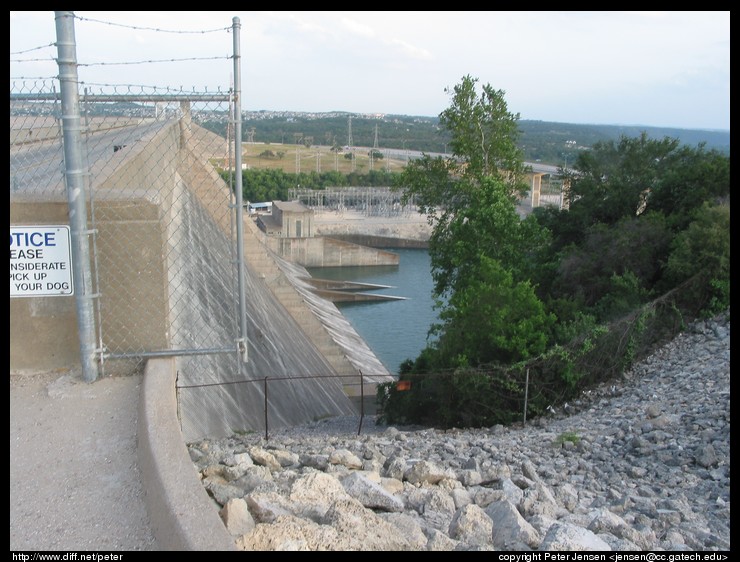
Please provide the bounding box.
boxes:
[387,38,433,61]
[340,17,376,38]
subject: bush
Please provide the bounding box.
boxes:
[663,201,730,316]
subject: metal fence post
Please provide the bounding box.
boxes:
[523,368,530,425]
[231,16,248,363]
[54,11,98,383]
[263,376,269,441]
[357,371,364,435]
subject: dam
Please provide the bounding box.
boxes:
[10,111,396,442]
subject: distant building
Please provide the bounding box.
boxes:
[255,200,314,238]
[247,201,272,214]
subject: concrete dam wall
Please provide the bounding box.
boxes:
[10,119,393,442]
[161,127,395,441]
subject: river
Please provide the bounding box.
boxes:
[307,248,439,376]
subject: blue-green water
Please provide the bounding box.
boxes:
[307,248,439,375]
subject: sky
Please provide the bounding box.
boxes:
[9,11,730,131]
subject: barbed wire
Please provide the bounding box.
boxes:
[73,14,231,34]
[80,81,230,93]
[9,76,58,81]
[10,42,57,56]
[11,15,233,91]
[9,79,231,97]
[9,56,56,63]
[78,55,229,68]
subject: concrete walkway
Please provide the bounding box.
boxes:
[10,371,158,551]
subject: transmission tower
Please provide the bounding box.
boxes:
[246,127,256,143]
[373,123,379,149]
[294,133,303,174]
[347,116,356,172]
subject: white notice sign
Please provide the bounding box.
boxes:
[10,226,74,297]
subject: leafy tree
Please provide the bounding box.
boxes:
[394,75,551,375]
[530,133,730,322]
[427,175,548,298]
[398,75,529,218]
[397,75,534,300]
[662,201,730,315]
[432,255,554,367]
[440,75,529,192]
[556,133,676,244]
[554,133,730,249]
[547,213,672,313]
[642,143,730,232]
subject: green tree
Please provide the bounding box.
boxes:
[396,75,533,299]
[440,75,529,192]
[427,175,548,298]
[395,75,549,373]
[397,75,529,219]
[433,256,554,367]
[662,201,730,315]
[554,133,730,249]
[547,213,672,313]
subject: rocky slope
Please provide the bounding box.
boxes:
[188,310,730,551]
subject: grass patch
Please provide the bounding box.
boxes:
[554,431,581,447]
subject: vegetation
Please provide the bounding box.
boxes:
[375,74,730,429]
[554,431,581,447]
[200,111,729,167]
[218,167,399,203]
[207,77,729,430]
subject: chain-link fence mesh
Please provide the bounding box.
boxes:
[11,81,239,376]
[10,13,395,441]
[10,78,374,441]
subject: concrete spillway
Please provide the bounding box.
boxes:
[303,278,407,303]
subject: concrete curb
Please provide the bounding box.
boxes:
[137,358,237,551]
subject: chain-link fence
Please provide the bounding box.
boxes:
[11,80,240,376]
[10,77,370,440]
[10,13,395,441]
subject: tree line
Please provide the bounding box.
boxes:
[221,168,398,203]
[201,111,729,167]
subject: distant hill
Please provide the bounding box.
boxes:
[236,111,730,167]
[518,120,730,165]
